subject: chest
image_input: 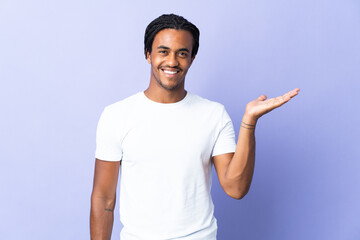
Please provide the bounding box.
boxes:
[120,109,217,167]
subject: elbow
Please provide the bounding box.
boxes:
[227,190,248,200]
[223,184,250,200]
[222,173,253,200]
[91,192,117,210]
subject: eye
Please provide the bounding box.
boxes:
[159,50,167,55]
[178,52,188,57]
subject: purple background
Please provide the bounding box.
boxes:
[1,0,359,239]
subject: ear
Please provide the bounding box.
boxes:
[190,55,196,66]
[146,51,151,64]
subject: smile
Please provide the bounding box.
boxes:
[161,69,180,75]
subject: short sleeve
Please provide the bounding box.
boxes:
[95,107,123,161]
[212,106,236,157]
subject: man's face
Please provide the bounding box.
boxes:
[146,29,195,91]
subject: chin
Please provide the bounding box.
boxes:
[158,79,183,91]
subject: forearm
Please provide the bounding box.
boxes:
[90,195,115,240]
[225,114,257,198]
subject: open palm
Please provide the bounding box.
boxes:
[245,88,300,120]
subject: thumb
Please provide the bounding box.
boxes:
[257,94,267,101]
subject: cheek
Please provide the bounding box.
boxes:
[152,58,164,68]
[182,61,192,70]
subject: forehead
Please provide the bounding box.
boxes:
[152,29,193,50]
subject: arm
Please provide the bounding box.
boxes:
[213,88,300,199]
[90,159,120,240]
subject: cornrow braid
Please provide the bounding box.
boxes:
[144,14,200,59]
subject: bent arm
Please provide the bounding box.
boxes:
[90,159,120,240]
[213,89,300,199]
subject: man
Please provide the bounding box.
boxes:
[90,14,299,240]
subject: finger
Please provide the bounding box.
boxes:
[287,88,300,98]
[271,96,287,106]
[264,88,300,111]
[257,94,267,101]
[268,95,289,108]
[282,88,300,101]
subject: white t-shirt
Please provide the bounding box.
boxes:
[95,91,236,240]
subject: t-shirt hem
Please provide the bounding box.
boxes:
[212,147,236,157]
[95,153,122,161]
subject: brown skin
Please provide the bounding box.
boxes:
[90,159,120,239]
[144,29,195,103]
[90,28,300,238]
[213,89,299,199]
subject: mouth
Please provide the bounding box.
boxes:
[161,68,181,76]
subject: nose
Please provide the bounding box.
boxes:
[166,52,179,67]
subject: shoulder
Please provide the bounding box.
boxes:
[187,93,232,129]
[189,93,233,123]
[188,92,226,113]
[103,92,143,116]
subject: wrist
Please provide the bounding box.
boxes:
[242,114,258,126]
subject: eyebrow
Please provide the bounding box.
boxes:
[178,48,190,52]
[157,46,170,50]
[157,46,190,52]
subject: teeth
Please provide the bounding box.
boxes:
[163,70,178,74]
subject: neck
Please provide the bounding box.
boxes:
[144,82,187,104]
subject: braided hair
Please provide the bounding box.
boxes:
[144,14,200,59]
